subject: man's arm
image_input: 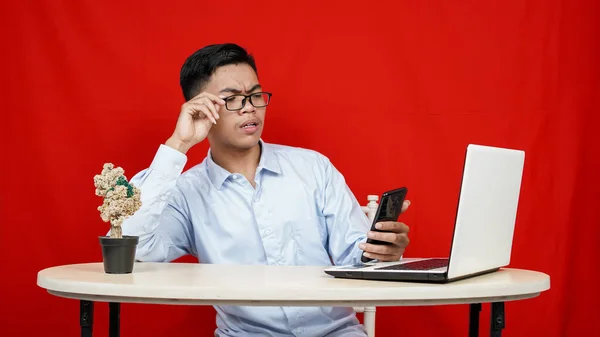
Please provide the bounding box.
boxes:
[116,90,225,262]
[320,157,411,265]
[115,144,194,262]
[320,158,371,266]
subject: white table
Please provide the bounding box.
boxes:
[37,262,550,337]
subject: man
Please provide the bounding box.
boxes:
[119,43,411,337]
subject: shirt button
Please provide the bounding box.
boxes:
[264,229,272,236]
[232,175,238,180]
[174,165,181,170]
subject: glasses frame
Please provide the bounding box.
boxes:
[222,92,272,111]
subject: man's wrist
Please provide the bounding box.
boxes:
[165,137,191,154]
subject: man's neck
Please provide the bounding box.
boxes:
[210,142,261,186]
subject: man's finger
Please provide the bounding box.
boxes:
[401,200,411,213]
[200,97,220,121]
[362,251,401,262]
[367,231,410,246]
[190,92,226,106]
[203,92,226,105]
[187,103,216,124]
[367,231,397,244]
[396,233,409,247]
[359,242,397,255]
[375,221,409,233]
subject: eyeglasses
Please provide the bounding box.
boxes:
[222,92,272,111]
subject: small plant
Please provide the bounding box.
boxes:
[93,163,142,239]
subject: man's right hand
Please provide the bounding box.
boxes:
[165,92,226,154]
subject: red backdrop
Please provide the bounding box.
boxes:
[1,1,598,336]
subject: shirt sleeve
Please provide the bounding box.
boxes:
[320,157,370,266]
[115,144,194,262]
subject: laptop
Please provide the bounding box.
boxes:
[324,144,525,283]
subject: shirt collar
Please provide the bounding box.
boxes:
[206,139,282,189]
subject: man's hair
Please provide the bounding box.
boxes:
[179,43,258,101]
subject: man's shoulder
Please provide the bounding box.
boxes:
[183,158,209,174]
[265,142,331,164]
[177,159,211,187]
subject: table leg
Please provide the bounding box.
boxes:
[469,303,481,337]
[80,300,94,337]
[490,302,505,337]
[109,302,120,337]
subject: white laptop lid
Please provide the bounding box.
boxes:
[447,144,525,279]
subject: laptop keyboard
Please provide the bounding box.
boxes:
[375,258,449,271]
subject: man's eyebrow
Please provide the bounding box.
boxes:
[219,84,262,94]
[219,87,241,94]
[247,84,262,92]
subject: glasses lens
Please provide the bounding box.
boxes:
[250,93,270,107]
[225,95,245,110]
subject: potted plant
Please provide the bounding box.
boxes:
[93,163,142,274]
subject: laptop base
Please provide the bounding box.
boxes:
[324,266,500,284]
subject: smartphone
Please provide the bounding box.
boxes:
[361,187,408,263]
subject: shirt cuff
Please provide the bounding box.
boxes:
[352,237,368,265]
[150,144,188,177]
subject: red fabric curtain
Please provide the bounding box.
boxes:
[1,1,598,336]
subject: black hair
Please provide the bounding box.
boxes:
[179,43,258,101]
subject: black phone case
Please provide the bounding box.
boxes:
[361,187,408,263]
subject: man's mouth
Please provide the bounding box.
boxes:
[240,119,259,129]
[242,122,258,129]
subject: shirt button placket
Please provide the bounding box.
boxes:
[253,182,261,202]
[252,182,275,265]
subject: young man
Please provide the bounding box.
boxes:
[119,43,411,337]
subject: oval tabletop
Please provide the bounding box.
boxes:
[37,262,550,307]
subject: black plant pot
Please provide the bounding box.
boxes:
[98,235,139,274]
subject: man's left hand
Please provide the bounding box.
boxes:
[359,200,411,262]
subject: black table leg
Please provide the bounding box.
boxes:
[109,302,120,337]
[469,303,481,337]
[490,302,505,337]
[80,300,94,337]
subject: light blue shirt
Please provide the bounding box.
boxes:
[120,140,371,337]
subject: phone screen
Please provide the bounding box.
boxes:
[377,191,404,221]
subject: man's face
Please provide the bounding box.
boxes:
[203,63,267,151]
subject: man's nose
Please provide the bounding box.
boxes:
[237,98,256,115]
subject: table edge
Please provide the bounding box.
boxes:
[37,275,550,301]
[47,290,543,306]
